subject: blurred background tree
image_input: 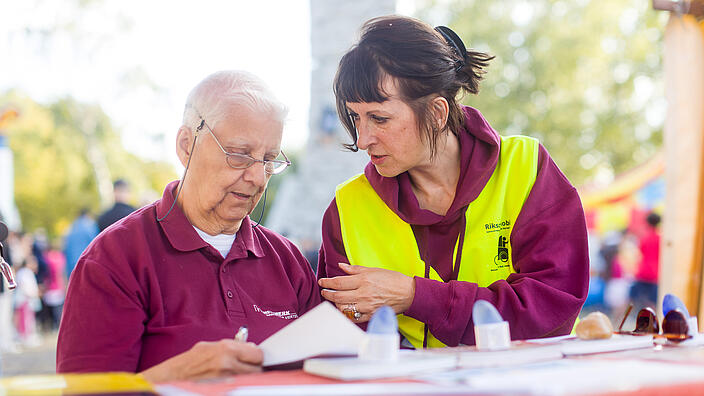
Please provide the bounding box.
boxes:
[417,0,666,186]
[1,92,176,239]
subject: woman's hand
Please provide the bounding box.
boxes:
[318,263,415,322]
[140,339,262,383]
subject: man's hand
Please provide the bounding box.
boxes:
[140,339,263,383]
[318,263,415,322]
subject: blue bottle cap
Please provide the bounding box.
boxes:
[367,305,398,334]
[473,300,504,325]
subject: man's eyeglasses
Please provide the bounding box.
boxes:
[196,118,291,175]
[615,304,691,342]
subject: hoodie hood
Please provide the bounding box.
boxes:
[364,106,500,226]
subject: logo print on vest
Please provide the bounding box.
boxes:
[493,235,510,270]
[484,220,511,233]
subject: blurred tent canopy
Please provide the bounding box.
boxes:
[580,151,664,210]
[580,152,664,236]
[0,108,19,129]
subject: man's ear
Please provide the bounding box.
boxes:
[176,126,194,167]
[430,96,450,130]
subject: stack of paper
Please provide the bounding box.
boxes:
[559,334,654,355]
[428,341,564,369]
[304,350,457,380]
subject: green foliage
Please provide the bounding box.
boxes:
[1,92,177,238]
[418,0,666,185]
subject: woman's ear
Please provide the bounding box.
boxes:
[176,126,194,167]
[431,96,450,130]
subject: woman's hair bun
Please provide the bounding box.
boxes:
[434,26,468,71]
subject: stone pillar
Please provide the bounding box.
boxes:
[0,116,21,231]
[265,0,395,250]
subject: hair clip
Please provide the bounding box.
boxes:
[435,26,468,71]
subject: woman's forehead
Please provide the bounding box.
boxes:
[346,94,404,112]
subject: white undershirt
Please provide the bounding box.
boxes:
[193,226,237,258]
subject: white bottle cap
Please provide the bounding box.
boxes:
[358,333,399,361]
[687,316,698,337]
[474,321,511,350]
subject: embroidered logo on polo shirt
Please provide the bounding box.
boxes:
[253,304,298,320]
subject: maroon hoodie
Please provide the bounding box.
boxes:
[318,106,589,346]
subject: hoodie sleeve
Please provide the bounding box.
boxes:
[404,144,589,346]
[318,199,370,332]
[318,198,349,280]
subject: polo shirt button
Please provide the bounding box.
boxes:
[222,267,227,273]
[227,290,233,298]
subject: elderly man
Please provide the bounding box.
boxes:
[97,179,136,232]
[57,71,321,382]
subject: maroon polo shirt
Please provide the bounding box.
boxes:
[57,181,321,373]
[319,106,589,346]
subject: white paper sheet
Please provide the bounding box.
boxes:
[458,359,704,394]
[259,301,366,366]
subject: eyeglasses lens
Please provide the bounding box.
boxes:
[225,156,287,174]
[662,309,689,341]
[634,307,659,334]
[226,156,252,169]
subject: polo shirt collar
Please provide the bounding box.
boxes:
[156,181,264,258]
[228,216,265,259]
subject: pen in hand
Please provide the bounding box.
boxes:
[235,326,248,343]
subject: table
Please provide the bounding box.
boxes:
[159,345,704,396]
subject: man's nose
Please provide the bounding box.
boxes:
[242,161,269,187]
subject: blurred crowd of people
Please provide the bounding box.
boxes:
[0,180,135,353]
[583,211,662,323]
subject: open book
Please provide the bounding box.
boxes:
[259,301,366,367]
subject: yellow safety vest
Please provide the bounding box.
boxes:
[335,135,539,348]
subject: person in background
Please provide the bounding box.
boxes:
[57,70,321,382]
[63,208,99,279]
[31,229,48,286]
[14,256,41,346]
[42,241,66,330]
[97,179,136,232]
[630,212,661,308]
[30,229,52,331]
[318,16,588,348]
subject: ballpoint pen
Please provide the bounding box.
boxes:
[235,326,248,342]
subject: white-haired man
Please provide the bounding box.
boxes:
[57,71,321,382]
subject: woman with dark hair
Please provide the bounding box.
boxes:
[318,15,589,348]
